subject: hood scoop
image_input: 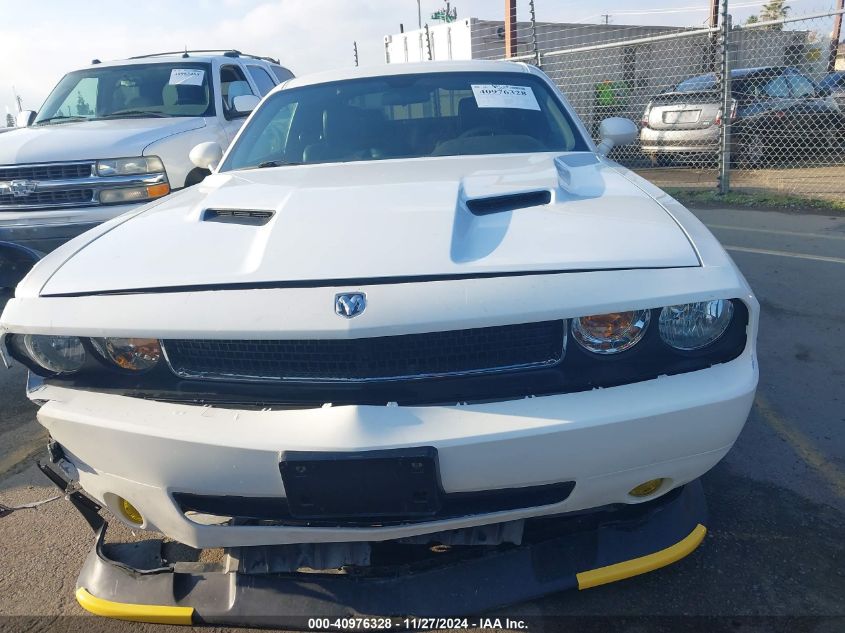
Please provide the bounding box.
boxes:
[465,190,551,216]
[202,208,275,226]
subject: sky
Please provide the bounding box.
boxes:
[1,0,839,116]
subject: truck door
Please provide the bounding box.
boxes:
[219,64,258,142]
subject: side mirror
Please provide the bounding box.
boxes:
[15,110,36,127]
[596,117,638,156]
[189,142,224,171]
[232,94,260,115]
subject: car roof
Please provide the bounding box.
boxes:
[83,53,285,70]
[280,60,535,92]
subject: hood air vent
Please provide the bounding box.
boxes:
[466,190,551,216]
[203,209,275,226]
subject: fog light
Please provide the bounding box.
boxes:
[628,478,664,497]
[118,497,144,525]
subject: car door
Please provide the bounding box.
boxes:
[219,63,259,142]
[784,69,839,147]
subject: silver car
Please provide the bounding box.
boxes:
[640,66,843,167]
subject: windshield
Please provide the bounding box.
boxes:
[221,71,588,171]
[35,62,214,124]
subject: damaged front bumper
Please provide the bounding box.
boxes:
[41,459,707,626]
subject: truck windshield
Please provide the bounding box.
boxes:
[34,62,214,124]
[221,71,588,171]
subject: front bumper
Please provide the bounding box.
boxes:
[0,203,146,252]
[69,480,707,624]
[35,345,756,548]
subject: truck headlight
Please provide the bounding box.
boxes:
[91,337,162,372]
[97,156,164,176]
[11,334,87,374]
[572,310,651,354]
[658,300,734,350]
[99,183,170,204]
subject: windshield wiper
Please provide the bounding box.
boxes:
[99,110,172,118]
[34,115,87,126]
[257,160,303,168]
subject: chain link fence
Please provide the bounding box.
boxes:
[469,1,845,201]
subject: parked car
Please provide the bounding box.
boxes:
[1,61,758,624]
[819,70,845,110]
[0,50,292,254]
[641,66,843,167]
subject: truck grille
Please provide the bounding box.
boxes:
[162,321,565,382]
[0,161,98,211]
[0,162,93,181]
[0,188,95,207]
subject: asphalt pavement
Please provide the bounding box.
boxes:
[0,205,843,632]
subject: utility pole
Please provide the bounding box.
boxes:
[829,0,844,72]
[601,14,611,25]
[504,0,517,58]
[708,0,720,73]
[718,0,732,195]
[353,41,359,67]
[12,86,23,112]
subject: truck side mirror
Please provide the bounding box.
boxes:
[596,117,638,156]
[189,142,224,171]
[15,110,36,127]
[232,95,260,115]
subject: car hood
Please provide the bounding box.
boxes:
[38,153,699,296]
[0,117,206,164]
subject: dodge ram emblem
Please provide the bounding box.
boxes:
[335,292,366,319]
[0,179,38,198]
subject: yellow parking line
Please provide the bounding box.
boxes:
[724,245,845,265]
[706,224,845,241]
[754,395,845,498]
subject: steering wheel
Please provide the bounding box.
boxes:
[458,126,496,139]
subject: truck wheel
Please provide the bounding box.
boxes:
[184,168,211,187]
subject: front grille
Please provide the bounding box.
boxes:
[0,162,93,181]
[0,188,94,206]
[0,161,97,211]
[162,321,565,382]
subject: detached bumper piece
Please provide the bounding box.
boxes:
[71,482,707,627]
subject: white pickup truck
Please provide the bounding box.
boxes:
[0,50,292,254]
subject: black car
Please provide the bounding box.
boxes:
[641,66,843,167]
[819,71,845,110]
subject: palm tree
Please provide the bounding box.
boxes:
[759,0,790,29]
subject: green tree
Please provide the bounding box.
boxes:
[760,0,790,29]
[75,91,92,116]
[745,1,790,29]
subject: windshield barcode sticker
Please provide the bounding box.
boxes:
[471,84,540,110]
[169,69,205,86]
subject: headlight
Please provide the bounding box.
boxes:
[572,310,651,354]
[16,334,86,374]
[99,183,170,204]
[658,300,734,350]
[91,337,162,372]
[97,156,164,176]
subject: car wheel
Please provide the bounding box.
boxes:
[740,132,766,168]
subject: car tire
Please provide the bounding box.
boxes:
[653,153,674,167]
[739,132,766,169]
[184,168,211,187]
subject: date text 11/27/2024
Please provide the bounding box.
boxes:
[306,618,529,630]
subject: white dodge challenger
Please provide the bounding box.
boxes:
[1,61,757,624]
